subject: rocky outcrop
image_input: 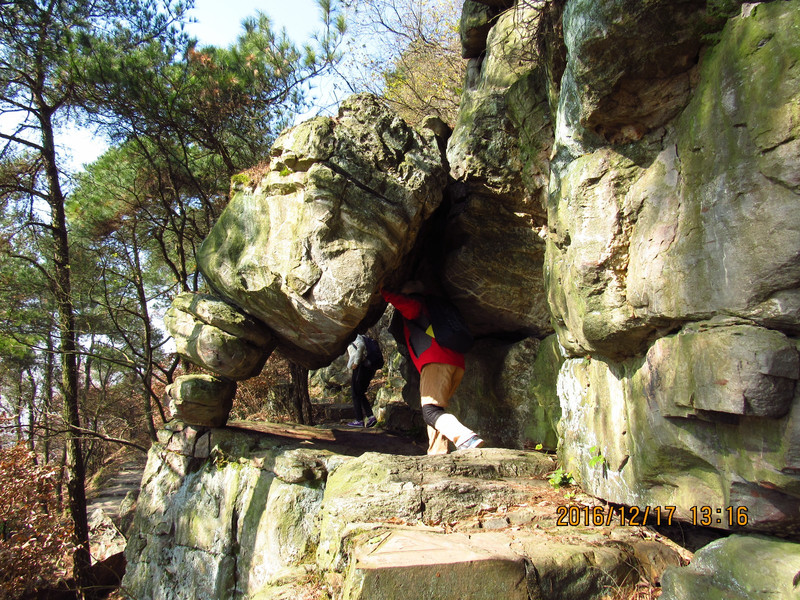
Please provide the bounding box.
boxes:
[547,0,800,357]
[445,3,553,338]
[661,534,800,600]
[164,293,274,380]
[123,424,687,600]
[159,0,800,558]
[535,0,800,535]
[196,94,447,368]
[164,374,236,427]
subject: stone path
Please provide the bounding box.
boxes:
[86,455,148,522]
[228,418,428,456]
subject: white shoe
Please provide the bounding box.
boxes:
[457,434,484,450]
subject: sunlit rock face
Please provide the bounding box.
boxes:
[163,0,800,538]
[451,0,800,533]
[164,292,274,380]
[165,374,236,428]
[547,0,800,357]
[541,0,800,534]
[197,94,447,368]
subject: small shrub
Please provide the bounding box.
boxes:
[547,466,574,488]
[0,444,75,599]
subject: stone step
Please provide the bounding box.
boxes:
[342,529,529,600]
[342,525,683,600]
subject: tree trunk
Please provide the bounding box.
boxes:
[26,367,37,455]
[131,226,161,440]
[40,103,94,597]
[44,332,55,465]
[288,361,314,425]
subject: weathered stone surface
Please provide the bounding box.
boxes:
[342,526,678,600]
[124,428,338,600]
[124,425,691,600]
[643,323,799,419]
[548,2,800,357]
[198,94,446,368]
[448,5,546,196]
[169,292,274,347]
[557,0,728,149]
[343,529,529,600]
[539,2,800,539]
[661,534,800,600]
[316,449,556,570]
[627,2,800,329]
[545,148,653,357]
[557,348,800,533]
[88,508,127,564]
[165,374,236,427]
[165,293,274,380]
[445,5,554,337]
[309,351,351,394]
[443,193,551,337]
[460,0,498,59]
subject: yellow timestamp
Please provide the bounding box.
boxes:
[690,505,749,527]
[555,505,677,527]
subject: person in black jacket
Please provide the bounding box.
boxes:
[345,334,381,427]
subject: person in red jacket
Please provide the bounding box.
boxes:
[381,282,484,454]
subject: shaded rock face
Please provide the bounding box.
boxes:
[197,94,447,368]
[445,4,554,339]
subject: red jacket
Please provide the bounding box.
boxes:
[381,289,465,372]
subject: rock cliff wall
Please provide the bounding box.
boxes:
[161,0,800,542]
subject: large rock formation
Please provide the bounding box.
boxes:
[439,0,800,536]
[445,3,553,338]
[197,94,447,368]
[157,0,800,583]
[122,424,684,599]
[538,0,800,535]
[547,0,800,357]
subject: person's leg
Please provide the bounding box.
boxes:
[359,367,376,419]
[419,363,477,454]
[350,367,377,426]
[350,368,366,424]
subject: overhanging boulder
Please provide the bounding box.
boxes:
[197,94,447,368]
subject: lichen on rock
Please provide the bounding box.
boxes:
[197,94,447,368]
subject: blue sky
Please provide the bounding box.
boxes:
[186,0,323,48]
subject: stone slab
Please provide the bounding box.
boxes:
[343,529,528,600]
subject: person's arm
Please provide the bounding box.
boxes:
[381,289,423,320]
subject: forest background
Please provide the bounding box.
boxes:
[0,0,463,596]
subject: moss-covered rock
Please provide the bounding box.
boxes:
[164,293,274,380]
[661,534,800,600]
[165,375,237,428]
[197,94,446,368]
[627,1,800,331]
[444,5,554,339]
[557,334,800,532]
[316,449,555,571]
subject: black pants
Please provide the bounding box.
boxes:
[351,364,377,421]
